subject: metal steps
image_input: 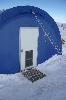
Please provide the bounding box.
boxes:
[22,68,46,82]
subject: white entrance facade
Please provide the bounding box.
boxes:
[19,27,39,70]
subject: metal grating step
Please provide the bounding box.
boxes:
[22,68,46,82]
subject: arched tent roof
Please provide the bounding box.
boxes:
[0,6,61,54]
[0,6,61,41]
[0,6,59,32]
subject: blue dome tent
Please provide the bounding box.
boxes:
[0,6,62,74]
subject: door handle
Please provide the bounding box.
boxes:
[21,49,23,52]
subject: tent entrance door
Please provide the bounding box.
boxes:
[19,27,39,70]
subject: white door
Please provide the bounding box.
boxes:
[19,27,39,70]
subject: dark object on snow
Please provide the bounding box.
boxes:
[22,68,46,82]
[61,38,65,44]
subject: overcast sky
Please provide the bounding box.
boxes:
[0,0,66,23]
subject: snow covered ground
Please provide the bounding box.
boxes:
[0,24,66,100]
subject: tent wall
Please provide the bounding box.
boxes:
[0,6,62,73]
